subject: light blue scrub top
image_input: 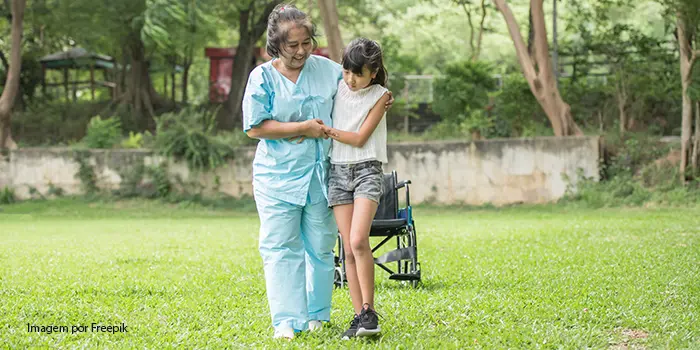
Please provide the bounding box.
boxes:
[242,55,342,206]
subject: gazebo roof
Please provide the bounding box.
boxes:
[40,47,114,70]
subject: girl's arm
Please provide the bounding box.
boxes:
[324,92,390,148]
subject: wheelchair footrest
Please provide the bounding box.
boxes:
[389,271,421,281]
[374,247,416,264]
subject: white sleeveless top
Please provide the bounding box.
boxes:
[330,81,388,164]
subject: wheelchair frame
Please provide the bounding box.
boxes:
[334,171,421,288]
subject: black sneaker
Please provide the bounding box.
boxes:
[355,304,381,337]
[341,314,360,340]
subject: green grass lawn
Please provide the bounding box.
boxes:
[1,198,698,348]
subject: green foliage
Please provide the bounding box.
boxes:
[82,116,123,149]
[115,163,147,198]
[460,107,493,136]
[381,34,421,75]
[115,162,172,199]
[153,107,236,171]
[433,60,496,123]
[121,131,151,149]
[73,151,99,195]
[423,120,469,140]
[559,78,613,132]
[47,182,65,197]
[27,186,46,200]
[0,186,16,205]
[604,133,672,178]
[148,163,172,198]
[492,73,550,137]
[12,101,107,147]
[561,169,700,208]
[140,0,218,58]
[561,132,696,208]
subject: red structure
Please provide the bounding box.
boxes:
[205,47,330,103]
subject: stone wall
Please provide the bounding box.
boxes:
[0,136,600,205]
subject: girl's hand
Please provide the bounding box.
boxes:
[322,126,339,139]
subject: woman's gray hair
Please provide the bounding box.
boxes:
[266,4,318,58]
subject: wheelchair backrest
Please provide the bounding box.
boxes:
[374,172,399,220]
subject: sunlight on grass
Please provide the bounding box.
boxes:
[1,200,698,348]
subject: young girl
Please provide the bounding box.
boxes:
[322,38,390,339]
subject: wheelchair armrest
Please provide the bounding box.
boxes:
[395,180,412,207]
[395,180,412,189]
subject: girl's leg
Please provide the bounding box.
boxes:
[349,197,379,308]
[333,203,363,315]
[254,190,308,333]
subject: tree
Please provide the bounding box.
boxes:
[53,0,178,129]
[218,0,281,129]
[141,0,217,104]
[454,0,488,61]
[317,0,343,62]
[492,0,582,136]
[675,10,699,181]
[0,0,25,150]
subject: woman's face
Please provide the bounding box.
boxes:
[279,24,313,70]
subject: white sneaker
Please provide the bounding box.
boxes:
[273,326,294,340]
[308,320,323,332]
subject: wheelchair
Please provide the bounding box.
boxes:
[333,171,421,288]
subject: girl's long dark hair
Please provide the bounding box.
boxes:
[341,38,388,87]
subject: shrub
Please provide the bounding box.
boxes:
[433,60,497,126]
[153,107,236,171]
[83,116,122,149]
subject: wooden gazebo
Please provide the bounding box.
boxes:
[39,47,116,101]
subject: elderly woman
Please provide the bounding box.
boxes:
[242,4,391,340]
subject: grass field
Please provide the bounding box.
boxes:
[1,198,698,348]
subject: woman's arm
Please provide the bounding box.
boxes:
[324,92,390,148]
[246,119,327,140]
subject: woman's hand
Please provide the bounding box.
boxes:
[302,119,329,139]
[384,91,394,110]
[287,119,328,143]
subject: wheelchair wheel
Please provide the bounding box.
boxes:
[334,233,346,289]
[408,222,420,288]
[334,266,345,289]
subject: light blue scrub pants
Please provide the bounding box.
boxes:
[254,173,337,332]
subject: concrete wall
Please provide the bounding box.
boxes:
[0,136,600,205]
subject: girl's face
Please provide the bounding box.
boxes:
[343,65,376,91]
[279,24,313,70]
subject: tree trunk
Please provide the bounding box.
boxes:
[460,0,487,61]
[182,47,192,104]
[692,100,699,174]
[0,50,8,73]
[317,0,343,62]
[615,69,628,134]
[461,2,475,58]
[676,13,698,182]
[122,32,168,131]
[474,0,487,61]
[527,6,535,64]
[493,0,582,136]
[171,64,176,103]
[471,130,482,140]
[218,1,280,129]
[0,0,25,150]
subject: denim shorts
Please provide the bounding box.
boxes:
[328,160,384,207]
